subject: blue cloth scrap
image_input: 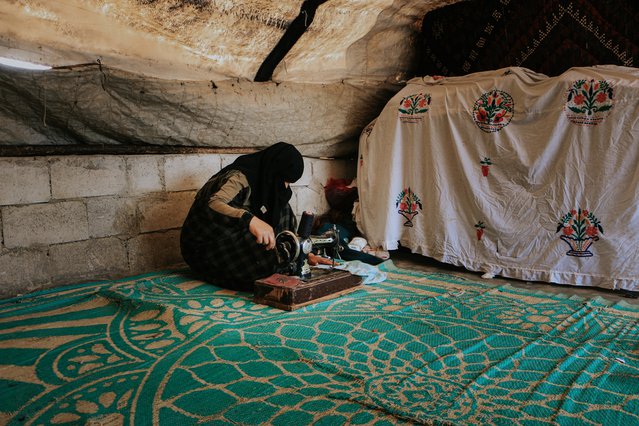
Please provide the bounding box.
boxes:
[334,260,387,284]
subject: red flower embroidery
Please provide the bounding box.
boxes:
[403,99,412,108]
[475,221,486,240]
[596,92,607,103]
[573,95,585,105]
[586,226,598,237]
[418,98,426,108]
[557,208,603,257]
[477,108,488,121]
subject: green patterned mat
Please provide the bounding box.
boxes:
[1,262,638,425]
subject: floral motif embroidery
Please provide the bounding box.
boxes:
[480,157,492,177]
[472,90,514,132]
[398,93,431,123]
[475,221,486,240]
[396,188,423,227]
[556,208,604,257]
[363,119,376,136]
[564,79,614,126]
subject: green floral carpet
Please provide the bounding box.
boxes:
[1,262,638,425]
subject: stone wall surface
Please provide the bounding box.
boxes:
[0,0,457,82]
[0,153,356,298]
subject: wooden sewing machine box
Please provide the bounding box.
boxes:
[253,269,363,311]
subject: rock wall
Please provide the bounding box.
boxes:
[0,0,457,82]
[0,153,355,298]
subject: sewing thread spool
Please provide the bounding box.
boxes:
[297,211,314,238]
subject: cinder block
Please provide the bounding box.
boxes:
[0,211,3,252]
[87,197,138,238]
[51,156,126,199]
[138,191,195,233]
[49,237,129,284]
[288,191,298,218]
[291,158,313,187]
[3,201,89,248]
[0,158,50,206]
[309,158,357,187]
[126,156,163,195]
[292,182,329,218]
[0,249,51,298]
[220,153,242,168]
[128,230,184,274]
[164,154,221,191]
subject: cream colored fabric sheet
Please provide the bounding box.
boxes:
[357,65,639,290]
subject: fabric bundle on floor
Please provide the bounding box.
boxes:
[1,263,638,425]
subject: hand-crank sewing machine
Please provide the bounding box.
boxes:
[253,212,362,310]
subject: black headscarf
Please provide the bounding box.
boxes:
[221,142,304,225]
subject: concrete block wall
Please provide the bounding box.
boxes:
[0,154,356,298]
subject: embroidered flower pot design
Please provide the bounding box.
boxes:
[475,221,486,240]
[396,188,423,227]
[472,90,514,133]
[480,157,492,177]
[398,93,431,123]
[556,208,604,257]
[564,79,614,125]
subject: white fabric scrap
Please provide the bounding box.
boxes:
[334,260,387,284]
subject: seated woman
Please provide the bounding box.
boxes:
[180,142,329,291]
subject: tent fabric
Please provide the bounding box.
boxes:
[356,65,639,291]
[0,65,400,157]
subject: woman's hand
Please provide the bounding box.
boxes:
[249,216,275,250]
[308,253,333,266]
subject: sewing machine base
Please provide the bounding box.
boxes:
[253,269,363,311]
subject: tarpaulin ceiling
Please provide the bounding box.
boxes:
[0,0,455,155]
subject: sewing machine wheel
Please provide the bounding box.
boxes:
[274,230,300,266]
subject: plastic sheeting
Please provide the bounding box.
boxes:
[357,65,639,290]
[0,65,400,157]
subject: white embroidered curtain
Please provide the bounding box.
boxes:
[356,65,639,291]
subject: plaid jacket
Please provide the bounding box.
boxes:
[181,170,296,291]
